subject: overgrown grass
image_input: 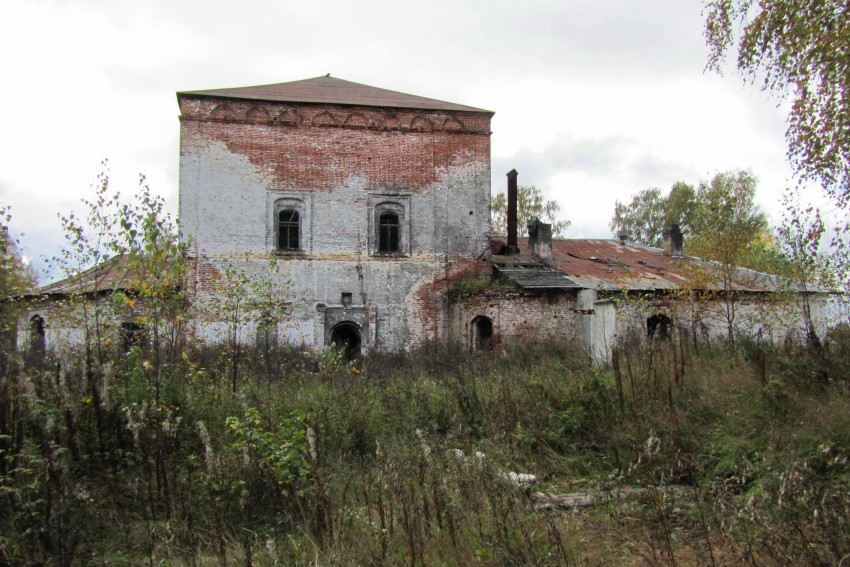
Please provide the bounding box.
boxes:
[1,335,849,565]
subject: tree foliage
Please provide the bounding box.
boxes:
[200,253,295,392]
[0,206,35,346]
[704,0,850,205]
[0,206,35,300]
[491,185,570,238]
[48,167,188,388]
[685,170,772,345]
[609,182,696,247]
[777,187,836,346]
[611,170,781,271]
[115,175,189,402]
[688,170,769,266]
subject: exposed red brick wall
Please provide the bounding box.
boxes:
[449,290,583,348]
[179,98,491,194]
[189,257,223,295]
[179,93,494,351]
[406,259,492,347]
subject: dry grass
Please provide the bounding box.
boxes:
[1,338,849,565]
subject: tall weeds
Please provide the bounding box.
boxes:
[1,336,848,565]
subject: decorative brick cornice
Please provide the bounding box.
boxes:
[178,97,492,135]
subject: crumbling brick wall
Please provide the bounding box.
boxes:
[612,291,836,347]
[178,93,492,351]
[448,289,583,350]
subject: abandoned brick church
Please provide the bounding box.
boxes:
[178,75,495,357]
[20,76,835,359]
[175,75,833,360]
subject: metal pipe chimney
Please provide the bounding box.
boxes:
[662,224,684,258]
[507,169,518,253]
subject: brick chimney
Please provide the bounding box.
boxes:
[527,219,552,263]
[662,224,684,258]
[507,169,518,254]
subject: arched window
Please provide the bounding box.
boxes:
[272,196,308,253]
[30,315,45,352]
[472,316,493,350]
[278,209,300,250]
[379,212,400,253]
[370,197,409,256]
[647,314,672,341]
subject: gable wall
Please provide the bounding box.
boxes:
[178,95,493,351]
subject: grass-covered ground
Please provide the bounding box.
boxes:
[1,335,849,565]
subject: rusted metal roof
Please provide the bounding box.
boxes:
[178,75,493,114]
[490,237,829,293]
[36,255,136,296]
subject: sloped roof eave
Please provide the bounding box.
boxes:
[31,255,137,297]
[488,236,839,294]
[178,75,494,115]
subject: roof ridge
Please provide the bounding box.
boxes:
[177,75,493,114]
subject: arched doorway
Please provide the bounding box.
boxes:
[472,316,493,350]
[330,321,362,361]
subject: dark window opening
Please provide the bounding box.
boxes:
[473,316,493,351]
[330,322,361,361]
[647,314,672,341]
[378,212,400,253]
[121,322,148,353]
[341,292,352,308]
[278,209,300,250]
[30,315,45,352]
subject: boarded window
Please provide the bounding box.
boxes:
[379,212,400,253]
[278,209,300,250]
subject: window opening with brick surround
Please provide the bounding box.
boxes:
[370,197,409,256]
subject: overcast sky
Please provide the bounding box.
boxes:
[0,0,825,281]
